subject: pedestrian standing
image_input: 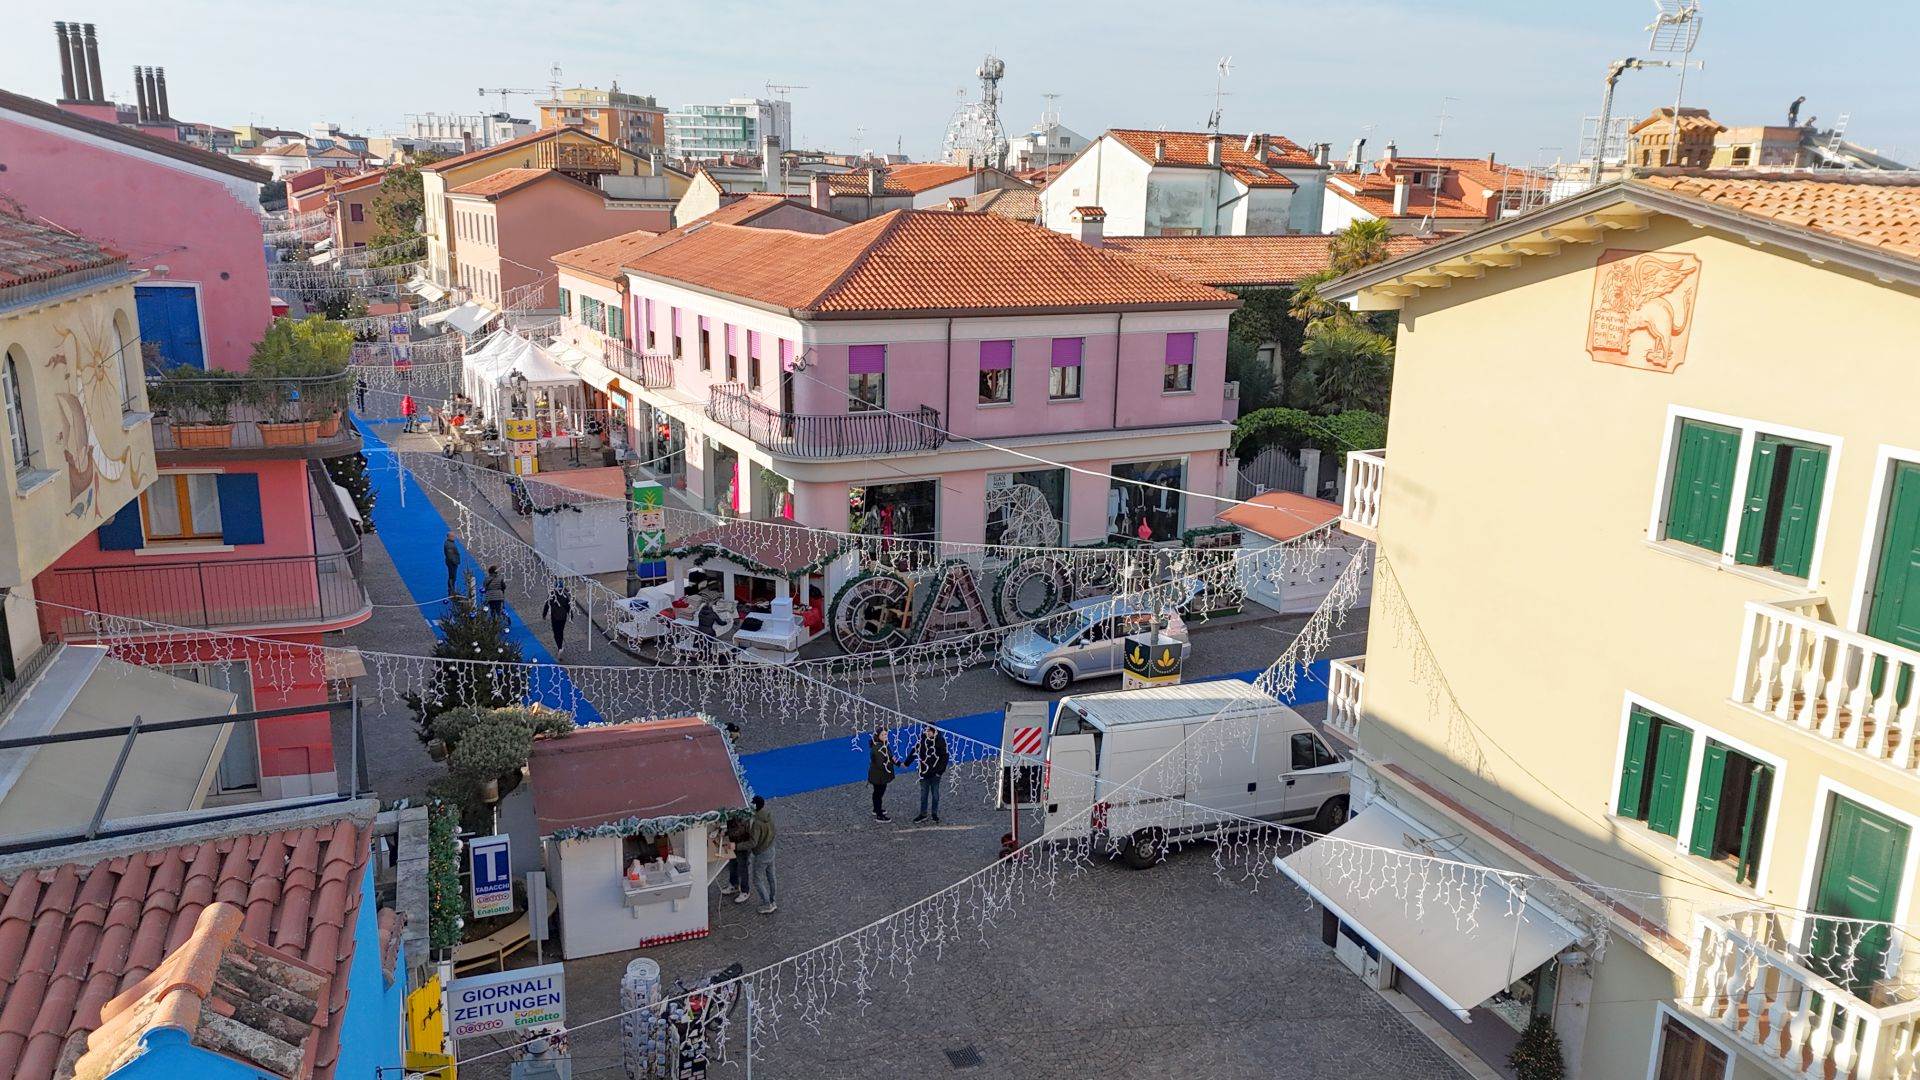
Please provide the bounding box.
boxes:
[400,393,417,433]
[354,375,367,414]
[719,816,753,902]
[868,726,896,822]
[443,536,461,598]
[541,579,573,652]
[695,601,729,665]
[483,565,507,619]
[904,726,951,824]
[748,796,777,914]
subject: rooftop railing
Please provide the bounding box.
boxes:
[706,383,946,459]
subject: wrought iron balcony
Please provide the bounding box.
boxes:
[598,336,673,389]
[706,383,946,460]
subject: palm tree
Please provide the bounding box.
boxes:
[1298,323,1393,414]
[1328,218,1395,274]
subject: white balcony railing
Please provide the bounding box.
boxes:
[1340,449,1386,539]
[1326,656,1365,745]
[1735,598,1920,776]
[1684,906,1920,1079]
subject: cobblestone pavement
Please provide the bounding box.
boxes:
[342,423,1450,1079]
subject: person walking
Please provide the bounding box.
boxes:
[904,725,951,823]
[443,536,461,598]
[748,796,777,914]
[868,727,896,822]
[695,600,729,664]
[483,565,507,619]
[718,816,753,903]
[541,579,573,652]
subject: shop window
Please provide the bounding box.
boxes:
[1654,1014,1728,1080]
[1617,706,1692,836]
[1108,459,1183,542]
[979,340,1013,404]
[1485,958,1558,1033]
[142,474,224,542]
[986,468,1066,545]
[1689,741,1773,886]
[850,479,936,541]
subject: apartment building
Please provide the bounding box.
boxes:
[328,168,387,250]
[1307,171,1920,1079]
[537,85,666,151]
[665,97,792,162]
[1321,146,1551,234]
[1041,129,1330,237]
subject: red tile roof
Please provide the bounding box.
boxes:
[327,170,386,196]
[449,167,571,199]
[1101,234,1441,286]
[701,193,843,228]
[1017,163,1066,187]
[881,163,978,193]
[0,806,379,1080]
[1325,156,1549,221]
[956,187,1039,222]
[623,209,1238,317]
[1635,170,1920,260]
[1219,491,1341,541]
[822,171,913,197]
[553,226,664,281]
[1106,129,1319,187]
[0,213,126,290]
[528,718,750,836]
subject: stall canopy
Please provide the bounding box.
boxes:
[670,519,847,577]
[1276,803,1581,1021]
[461,332,588,440]
[528,717,749,837]
[424,300,499,336]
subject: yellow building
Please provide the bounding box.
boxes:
[418,127,687,294]
[536,86,665,151]
[1630,107,1725,169]
[1306,172,1920,1079]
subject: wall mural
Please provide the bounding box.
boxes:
[51,317,145,520]
[1586,249,1702,373]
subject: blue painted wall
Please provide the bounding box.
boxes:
[333,863,406,1080]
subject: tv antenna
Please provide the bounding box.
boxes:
[1040,92,1062,128]
[1432,95,1458,154]
[1585,1,1704,184]
[1207,57,1233,132]
[548,62,563,99]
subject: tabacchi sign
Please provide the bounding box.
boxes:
[447,964,566,1041]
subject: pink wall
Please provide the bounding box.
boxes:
[489,181,672,309]
[0,115,271,372]
[113,632,333,785]
[48,460,317,569]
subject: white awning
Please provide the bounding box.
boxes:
[418,307,456,328]
[445,301,501,336]
[1276,803,1580,1021]
[308,251,334,266]
[313,237,335,252]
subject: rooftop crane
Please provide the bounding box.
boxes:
[478,87,543,114]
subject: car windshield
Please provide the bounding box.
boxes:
[1036,612,1088,644]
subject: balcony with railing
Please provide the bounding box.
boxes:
[706,383,947,460]
[1340,449,1385,540]
[1683,906,1920,1078]
[597,335,674,389]
[147,372,361,460]
[530,141,621,173]
[35,467,369,635]
[1734,597,1920,777]
[1326,656,1365,745]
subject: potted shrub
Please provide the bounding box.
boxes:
[447,720,534,804]
[256,374,323,445]
[155,369,236,450]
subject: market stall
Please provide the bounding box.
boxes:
[461,332,588,444]
[520,716,752,959]
[661,520,851,661]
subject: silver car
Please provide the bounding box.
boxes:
[997,595,1192,692]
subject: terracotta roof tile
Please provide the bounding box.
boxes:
[624,209,1238,316]
[0,214,127,291]
[822,171,913,197]
[1634,170,1920,260]
[528,717,750,836]
[0,807,378,1080]
[0,89,270,184]
[1107,129,1318,187]
[1102,234,1447,286]
[881,162,980,193]
[1325,156,1549,221]
[553,226,665,281]
[450,167,572,199]
[955,187,1039,222]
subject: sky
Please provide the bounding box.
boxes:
[7,1,1915,167]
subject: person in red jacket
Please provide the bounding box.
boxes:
[399,393,417,433]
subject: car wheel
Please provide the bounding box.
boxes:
[1122,827,1166,869]
[1042,664,1072,691]
[1313,796,1350,833]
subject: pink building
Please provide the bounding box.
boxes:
[448,168,674,310]
[0,88,273,371]
[579,207,1242,546]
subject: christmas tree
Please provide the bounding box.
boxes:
[325,451,376,532]
[1508,1015,1566,1080]
[404,591,529,748]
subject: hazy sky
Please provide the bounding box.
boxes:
[8,1,1914,166]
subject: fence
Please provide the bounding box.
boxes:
[706,383,945,459]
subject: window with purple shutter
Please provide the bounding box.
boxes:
[723,324,739,382]
[1163,331,1196,392]
[848,344,886,411]
[670,307,682,357]
[978,340,1013,404]
[643,298,656,350]
[1048,338,1084,400]
[747,331,764,389]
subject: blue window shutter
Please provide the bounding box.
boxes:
[98,499,145,551]
[215,473,265,545]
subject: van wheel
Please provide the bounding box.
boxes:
[1122,827,1166,869]
[1313,796,1350,833]
[1042,664,1072,691]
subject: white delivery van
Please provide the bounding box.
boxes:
[997,680,1349,868]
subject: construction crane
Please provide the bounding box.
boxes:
[478,87,543,114]
[765,82,808,100]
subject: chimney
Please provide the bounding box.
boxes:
[1392,174,1410,216]
[68,25,91,103]
[1153,138,1166,162]
[133,66,150,122]
[154,67,170,119]
[1071,205,1105,247]
[810,172,832,210]
[1206,133,1222,166]
[1348,137,1366,173]
[462,130,475,154]
[1383,141,1398,163]
[83,24,103,102]
[144,68,161,121]
[53,23,76,101]
[1314,142,1330,167]
[650,152,661,177]
[760,133,781,192]
[1486,151,1496,167]
[1254,133,1268,159]
[866,166,883,196]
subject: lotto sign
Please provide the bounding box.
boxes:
[1122,634,1184,689]
[631,480,666,578]
[447,964,565,1041]
[468,834,512,919]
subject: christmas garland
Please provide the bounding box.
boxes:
[665,538,844,580]
[427,801,465,950]
[545,716,756,843]
[991,554,1069,625]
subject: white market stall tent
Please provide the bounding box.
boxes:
[460,332,589,444]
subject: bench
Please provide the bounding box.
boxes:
[452,911,532,974]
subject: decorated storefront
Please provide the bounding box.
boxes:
[614,520,849,659]
[1108,458,1186,542]
[849,480,937,542]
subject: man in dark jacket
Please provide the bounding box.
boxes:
[443,536,461,598]
[868,727,896,822]
[483,566,508,619]
[904,726,951,823]
[748,796,777,914]
[719,816,753,903]
[541,580,573,652]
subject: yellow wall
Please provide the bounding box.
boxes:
[1357,216,1920,1076]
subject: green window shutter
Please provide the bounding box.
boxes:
[1689,742,1730,857]
[1646,722,1694,836]
[1734,437,1784,566]
[1667,421,1740,551]
[1617,708,1656,818]
[1770,444,1829,578]
[1736,763,1773,886]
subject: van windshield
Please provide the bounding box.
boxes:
[1036,612,1088,644]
